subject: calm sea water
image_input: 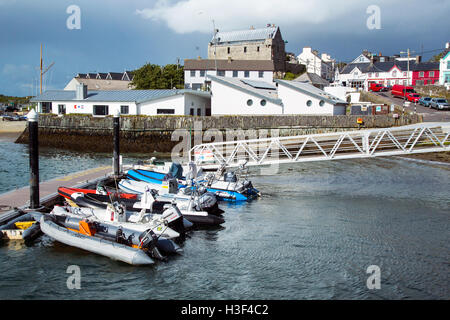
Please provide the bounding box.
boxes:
[0,140,449,300]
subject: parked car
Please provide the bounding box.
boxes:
[418,97,432,107]
[406,93,421,103]
[369,83,385,92]
[429,98,450,110]
[381,85,391,92]
[391,85,415,98]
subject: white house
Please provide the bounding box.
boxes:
[184,59,275,90]
[275,80,347,115]
[31,84,211,116]
[209,75,283,115]
[297,47,335,81]
[439,42,450,87]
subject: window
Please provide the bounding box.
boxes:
[190,70,196,77]
[227,47,230,54]
[260,100,267,106]
[258,71,264,78]
[157,109,175,115]
[447,61,450,69]
[244,71,250,78]
[93,105,109,116]
[354,72,358,77]
[197,108,201,116]
[319,100,325,107]
[368,73,372,78]
[190,108,194,116]
[257,46,260,52]
[232,70,238,77]
[205,108,211,116]
[247,99,253,106]
[200,70,205,77]
[244,47,247,53]
[306,100,312,107]
[429,71,434,77]
[403,72,407,76]
[375,73,379,77]
[419,71,424,77]
[217,70,225,76]
[58,104,66,115]
[120,105,129,115]
[392,71,397,77]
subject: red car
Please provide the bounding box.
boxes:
[369,83,385,92]
[406,93,421,103]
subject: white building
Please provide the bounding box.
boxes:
[208,75,283,115]
[439,42,450,87]
[184,59,274,90]
[208,75,347,116]
[275,80,347,115]
[31,84,211,116]
[297,47,335,81]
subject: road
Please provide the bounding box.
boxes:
[373,92,450,122]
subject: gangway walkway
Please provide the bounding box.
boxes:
[189,122,450,169]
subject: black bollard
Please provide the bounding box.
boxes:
[28,109,40,209]
[113,109,120,177]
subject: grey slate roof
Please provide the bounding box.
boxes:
[275,80,346,105]
[208,75,282,105]
[184,59,275,71]
[31,89,210,103]
[294,72,329,86]
[213,26,278,44]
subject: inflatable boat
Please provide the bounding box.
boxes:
[126,168,258,202]
[0,212,43,242]
[59,186,224,227]
[40,214,158,265]
[50,204,183,241]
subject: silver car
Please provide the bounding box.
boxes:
[429,98,450,110]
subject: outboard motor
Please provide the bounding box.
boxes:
[161,203,185,242]
[138,229,166,261]
[168,162,183,179]
[96,182,107,195]
[224,171,238,183]
[195,192,218,212]
[167,178,179,194]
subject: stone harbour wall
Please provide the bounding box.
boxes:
[15,114,422,153]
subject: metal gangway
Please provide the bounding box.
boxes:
[189,122,450,169]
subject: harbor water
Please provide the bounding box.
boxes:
[0,140,449,299]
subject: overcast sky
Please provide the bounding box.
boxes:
[1,0,449,96]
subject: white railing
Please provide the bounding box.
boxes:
[189,122,450,168]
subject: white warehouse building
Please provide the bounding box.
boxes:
[31,84,212,116]
[276,80,347,115]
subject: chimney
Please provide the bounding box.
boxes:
[75,83,87,100]
[415,55,422,64]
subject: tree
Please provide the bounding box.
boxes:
[131,63,184,90]
[429,51,446,62]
